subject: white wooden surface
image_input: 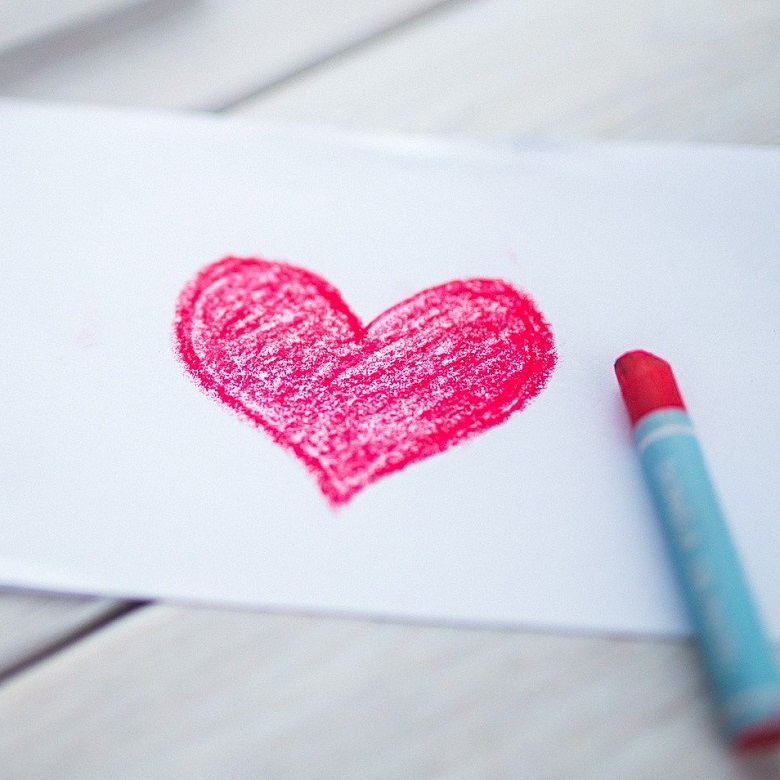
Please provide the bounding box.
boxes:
[0,0,461,110]
[240,0,780,143]
[0,0,143,51]
[1,1,779,777]
[0,588,129,676]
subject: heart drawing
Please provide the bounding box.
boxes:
[174,256,557,506]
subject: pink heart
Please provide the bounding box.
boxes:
[174,257,556,506]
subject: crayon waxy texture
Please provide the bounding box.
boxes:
[615,350,685,425]
[175,257,556,505]
[615,350,780,751]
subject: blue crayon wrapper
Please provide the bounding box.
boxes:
[635,409,780,741]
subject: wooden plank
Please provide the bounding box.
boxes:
[0,0,143,51]
[0,588,134,675]
[1,605,777,777]
[0,0,462,111]
[0,0,456,674]
[237,0,780,143]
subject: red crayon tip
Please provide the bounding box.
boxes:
[734,719,780,752]
[614,350,686,426]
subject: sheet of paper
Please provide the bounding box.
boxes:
[1,99,778,638]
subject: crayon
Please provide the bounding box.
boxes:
[615,350,780,751]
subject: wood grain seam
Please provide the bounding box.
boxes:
[207,0,475,113]
[0,600,149,687]
[0,0,193,89]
